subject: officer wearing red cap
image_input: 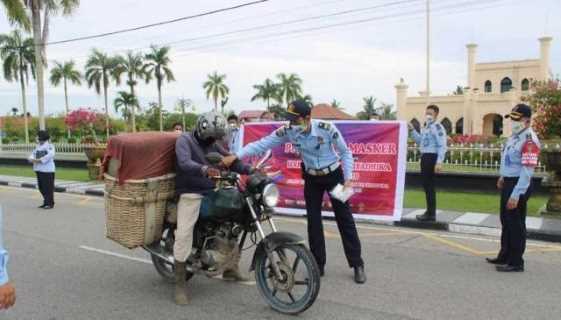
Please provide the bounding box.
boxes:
[486,104,540,272]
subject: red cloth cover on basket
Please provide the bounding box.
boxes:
[102,132,179,184]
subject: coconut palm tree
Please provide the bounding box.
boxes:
[362,96,377,120]
[0,30,35,143]
[175,98,193,131]
[299,94,313,106]
[50,60,81,138]
[331,99,342,109]
[114,51,147,132]
[251,78,278,111]
[113,91,139,130]
[376,103,396,120]
[203,71,229,112]
[144,45,175,132]
[276,73,303,107]
[2,0,80,130]
[85,49,119,139]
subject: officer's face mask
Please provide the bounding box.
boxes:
[425,114,434,123]
[511,120,525,134]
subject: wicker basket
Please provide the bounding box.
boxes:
[104,173,176,249]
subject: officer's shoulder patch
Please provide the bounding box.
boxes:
[332,131,339,139]
[275,126,287,137]
[435,123,443,131]
[318,122,331,130]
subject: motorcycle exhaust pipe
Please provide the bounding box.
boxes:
[143,245,174,265]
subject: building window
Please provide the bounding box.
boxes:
[484,80,492,93]
[521,78,530,91]
[500,77,512,93]
[455,118,463,135]
[440,118,452,135]
[410,118,420,132]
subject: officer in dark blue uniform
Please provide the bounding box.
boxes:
[487,104,540,272]
[222,100,366,284]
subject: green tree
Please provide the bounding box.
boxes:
[49,60,81,138]
[358,96,377,120]
[144,45,175,132]
[276,73,302,107]
[113,91,139,131]
[376,103,397,120]
[114,51,147,132]
[251,78,278,111]
[85,49,119,139]
[299,94,313,106]
[203,71,229,112]
[0,30,35,143]
[330,99,342,109]
[2,0,80,130]
[175,98,194,131]
[453,85,464,95]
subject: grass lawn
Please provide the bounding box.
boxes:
[0,165,549,216]
[404,188,548,217]
[0,165,90,182]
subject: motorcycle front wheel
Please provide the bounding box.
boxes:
[255,244,320,315]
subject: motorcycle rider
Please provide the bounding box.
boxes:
[174,111,254,305]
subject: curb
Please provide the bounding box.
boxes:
[2,178,560,243]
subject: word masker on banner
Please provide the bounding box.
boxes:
[237,121,407,221]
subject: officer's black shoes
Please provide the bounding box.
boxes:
[496,264,524,272]
[38,204,47,209]
[43,205,54,210]
[319,266,325,277]
[486,257,508,265]
[416,212,436,222]
[353,266,367,284]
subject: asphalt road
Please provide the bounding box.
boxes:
[2,185,561,320]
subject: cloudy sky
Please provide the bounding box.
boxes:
[0,0,559,117]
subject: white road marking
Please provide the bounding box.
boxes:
[79,245,152,264]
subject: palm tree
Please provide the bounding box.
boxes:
[50,60,81,138]
[175,98,193,131]
[144,45,175,132]
[276,73,303,107]
[376,103,397,120]
[251,78,278,110]
[203,71,229,112]
[113,91,139,129]
[362,96,377,120]
[299,94,313,106]
[331,99,342,109]
[0,30,35,143]
[11,107,18,116]
[85,49,119,139]
[2,0,80,130]
[114,51,147,132]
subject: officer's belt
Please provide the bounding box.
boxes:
[306,162,340,176]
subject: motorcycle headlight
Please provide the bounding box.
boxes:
[262,183,279,208]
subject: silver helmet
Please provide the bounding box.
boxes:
[195,111,227,140]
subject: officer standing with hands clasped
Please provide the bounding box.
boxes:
[487,104,540,272]
[222,100,366,284]
[28,130,56,209]
[409,104,448,222]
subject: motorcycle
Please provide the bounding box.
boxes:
[143,151,321,314]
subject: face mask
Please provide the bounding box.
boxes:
[511,121,524,134]
[425,114,434,123]
[229,123,238,130]
[291,124,305,134]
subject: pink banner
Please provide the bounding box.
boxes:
[239,121,407,221]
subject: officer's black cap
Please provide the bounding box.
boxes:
[505,103,532,121]
[285,100,311,122]
[37,130,50,141]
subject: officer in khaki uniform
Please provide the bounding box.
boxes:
[487,104,540,272]
[222,100,366,284]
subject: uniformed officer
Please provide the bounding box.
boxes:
[487,104,540,272]
[28,130,56,209]
[226,114,241,154]
[409,104,448,222]
[222,100,366,284]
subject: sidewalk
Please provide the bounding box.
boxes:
[2,174,561,242]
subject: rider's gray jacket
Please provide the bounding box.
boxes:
[175,132,252,195]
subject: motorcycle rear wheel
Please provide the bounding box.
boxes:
[255,244,320,315]
[151,253,194,283]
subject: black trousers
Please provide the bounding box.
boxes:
[36,171,55,206]
[421,153,438,216]
[498,177,532,267]
[303,167,363,269]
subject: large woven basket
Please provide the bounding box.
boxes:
[104,173,176,249]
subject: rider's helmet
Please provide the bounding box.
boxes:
[195,111,227,141]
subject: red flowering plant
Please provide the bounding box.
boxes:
[65,108,99,144]
[522,80,561,140]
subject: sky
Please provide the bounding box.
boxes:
[0,0,559,118]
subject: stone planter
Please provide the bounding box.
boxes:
[541,148,561,216]
[84,145,106,181]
